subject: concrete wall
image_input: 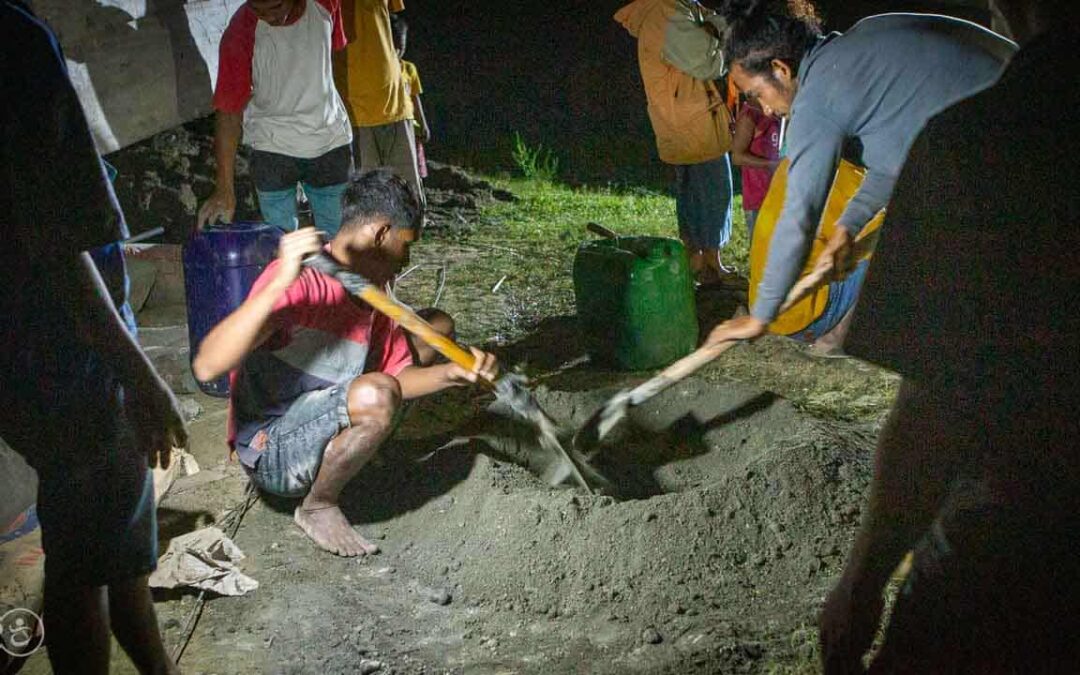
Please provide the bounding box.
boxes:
[30,0,243,153]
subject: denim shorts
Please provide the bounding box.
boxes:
[250,385,353,498]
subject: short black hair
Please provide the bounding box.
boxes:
[390,14,408,52]
[340,169,422,234]
[720,0,823,79]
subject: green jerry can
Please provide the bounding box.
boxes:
[573,236,698,370]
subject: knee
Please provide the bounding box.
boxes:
[419,308,455,337]
[346,373,401,428]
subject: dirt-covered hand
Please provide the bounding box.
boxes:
[817,227,854,282]
[819,576,884,675]
[125,376,189,469]
[705,315,766,348]
[197,187,237,229]
[274,228,326,289]
[447,347,499,386]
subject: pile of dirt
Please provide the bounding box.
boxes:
[106,118,260,242]
[421,161,516,230]
[104,122,516,241]
[167,371,873,674]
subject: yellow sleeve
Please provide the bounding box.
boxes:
[403,61,423,95]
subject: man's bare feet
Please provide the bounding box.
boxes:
[294,502,379,557]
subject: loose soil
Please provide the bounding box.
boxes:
[16,131,897,674]
[149,328,875,675]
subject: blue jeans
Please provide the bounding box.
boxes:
[257,182,349,235]
[796,259,869,342]
[250,144,352,235]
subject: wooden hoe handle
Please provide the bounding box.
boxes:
[356,286,480,373]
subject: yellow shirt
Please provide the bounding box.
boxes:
[401,60,422,99]
[333,0,413,127]
[749,159,885,335]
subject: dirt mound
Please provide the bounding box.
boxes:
[181,375,871,674]
[377,378,870,671]
[105,124,518,241]
[423,161,516,230]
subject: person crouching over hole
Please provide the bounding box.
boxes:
[193,170,498,556]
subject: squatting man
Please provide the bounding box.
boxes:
[193,170,499,556]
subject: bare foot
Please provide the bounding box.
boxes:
[294,502,379,557]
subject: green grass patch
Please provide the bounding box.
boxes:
[402,174,897,423]
[483,177,751,271]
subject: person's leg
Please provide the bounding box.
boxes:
[255,187,300,232]
[674,165,705,279]
[305,182,348,237]
[294,373,402,556]
[802,260,869,356]
[301,144,353,237]
[676,158,735,284]
[108,575,179,675]
[744,209,758,243]
[406,308,454,366]
[250,150,301,231]
[42,581,111,674]
[810,305,855,358]
[700,154,736,279]
[27,389,173,675]
[354,126,379,175]
[384,121,424,210]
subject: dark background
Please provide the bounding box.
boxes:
[405,0,993,188]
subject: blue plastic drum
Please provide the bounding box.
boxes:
[182,222,282,397]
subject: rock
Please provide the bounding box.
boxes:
[642,627,663,645]
[428,588,452,606]
[177,396,202,422]
[358,659,383,674]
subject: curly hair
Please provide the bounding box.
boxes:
[712,0,823,79]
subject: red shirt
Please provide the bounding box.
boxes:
[227,259,413,466]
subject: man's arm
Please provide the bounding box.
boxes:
[661,0,726,80]
[191,229,324,381]
[414,95,431,144]
[197,110,243,228]
[704,108,845,345]
[198,9,254,228]
[61,253,188,465]
[751,107,847,323]
[836,169,894,235]
[394,346,498,400]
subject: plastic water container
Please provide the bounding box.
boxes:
[573,236,698,371]
[182,222,282,396]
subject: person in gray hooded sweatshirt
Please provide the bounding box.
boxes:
[702,0,1015,354]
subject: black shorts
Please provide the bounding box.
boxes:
[249,143,353,192]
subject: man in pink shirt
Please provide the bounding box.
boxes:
[193,171,498,556]
[197,0,354,234]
